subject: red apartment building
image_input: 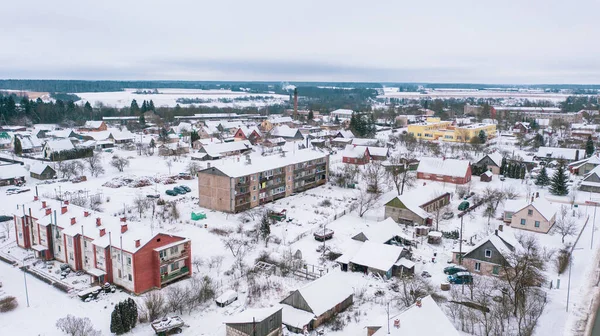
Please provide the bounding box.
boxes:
[14,197,191,294]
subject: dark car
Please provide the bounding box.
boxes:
[458,201,470,211]
[448,272,473,284]
[444,265,468,275]
[165,189,177,196]
[173,186,187,194]
[179,185,191,193]
[146,194,160,199]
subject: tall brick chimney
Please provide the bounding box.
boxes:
[34,196,39,201]
[61,206,68,215]
[96,218,101,227]
[99,228,106,237]
[42,201,47,208]
[64,200,69,205]
[135,239,140,248]
[293,88,298,120]
[45,208,52,216]
[70,217,76,225]
[121,224,128,233]
[120,217,126,223]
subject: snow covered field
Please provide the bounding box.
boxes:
[0,130,599,335]
[380,87,575,103]
[76,89,289,108]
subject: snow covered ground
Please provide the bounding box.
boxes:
[380,87,575,103]
[76,89,288,108]
[0,130,599,335]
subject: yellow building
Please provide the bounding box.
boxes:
[408,119,496,143]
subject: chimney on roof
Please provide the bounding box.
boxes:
[416,298,422,307]
[207,162,211,168]
[99,228,106,237]
[61,206,68,215]
[121,224,128,233]
[135,239,140,248]
[394,319,400,329]
[96,217,101,227]
[120,217,126,223]
[64,200,69,205]
[498,224,503,232]
[293,88,298,120]
[495,229,498,236]
[84,211,90,217]
[71,217,76,225]
[34,196,39,201]
[246,154,251,165]
[42,201,47,208]
[45,208,52,216]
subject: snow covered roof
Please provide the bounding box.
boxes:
[371,295,459,336]
[110,129,135,141]
[270,125,300,138]
[367,146,389,157]
[515,199,556,221]
[84,121,104,129]
[268,116,293,124]
[281,305,315,329]
[417,157,470,178]
[483,170,493,177]
[503,199,527,213]
[80,130,111,141]
[44,139,74,152]
[225,306,281,324]
[352,218,409,244]
[201,140,251,158]
[0,164,26,179]
[265,137,286,144]
[486,152,503,167]
[330,109,354,117]
[352,138,378,146]
[349,241,404,272]
[29,162,53,175]
[288,271,353,317]
[16,134,43,150]
[464,231,520,261]
[536,147,585,161]
[342,145,368,159]
[202,149,327,178]
[336,130,355,138]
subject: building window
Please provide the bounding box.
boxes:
[171,262,180,271]
[506,212,513,219]
[170,246,179,254]
[69,252,74,260]
[160,265,168,274]
[485,250,492,258]
[253,186,256,191]
[535,221,540,228]
[128,274,132,281]
[475,262,481,272]
[520,219,526,225]
[127,257,131,265]
[527,209,533,216]
[68,239,72,247]
[492,266,499,275]
[159,250,167,259]
[253,196,256,201]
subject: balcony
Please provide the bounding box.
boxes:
[161,266,189,284]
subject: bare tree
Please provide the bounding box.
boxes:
[395,275,434,308]
[58,161,80,179]
[1,220,10,238]
[568,186,578,209]
[133,195,150,219]
[84,154,105,177]
[356,188,380,217]
[387,153,417,195]
[165,159,173,175]
[554,205,578,243]
[432,202,451,231]
[192,257,204,273]
[362,162,386,194]
[56,315,101,336]
[186,161,201,176]
[110,155,130,172]
[165,285,187,315]
[142,291,166,322]
[221,236,249,258]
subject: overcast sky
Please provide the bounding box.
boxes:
[1,0,599,84]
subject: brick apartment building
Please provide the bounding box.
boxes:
[197,150,329,213]
[14,197,191,294]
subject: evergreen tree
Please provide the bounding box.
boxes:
[349,113,361,136]
[126,298,138,330]
[259,213,271,246]
[307,110,314,121]
[141,100,148,113]
[586,135,595,157]
[84,102,92,115]
[519,165,526,179]
[550,163,569,196]
[110,303,125,335]
[334,115,340,124]
[190,130,200,144]
[500,157,507,175]
[149,138,156,148]
[139,114,145,125]
[148,100,155,111]
[535,166,550,186]
[13,137,22,155]
[130,99,140,114]
[478,130,486,144]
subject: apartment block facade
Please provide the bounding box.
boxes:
[407,118,496,143]
[14,198,191,294]
[198,151,329,213]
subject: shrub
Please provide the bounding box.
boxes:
[556,248,571,275]
[0,296,17,312]
[56,315,100,336]
[319,199,332,207]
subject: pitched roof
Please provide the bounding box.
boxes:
[29,162,53,175]
[201,140,251,158]
[44,139,74,152]
[271,125,300,138]
[536,147,586,161]
[84,121,104,129]
[352,218,410,244]
[515,199,556,221]
[342,144,368,159]
[225,306,282,324]
[367,146,389,157]
[417,157,470,178]
[0,164,26,179]
[349,241,404,272]
[464,231,520,261]
[289,271,353,316]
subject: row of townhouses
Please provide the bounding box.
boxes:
[14,197,191,294]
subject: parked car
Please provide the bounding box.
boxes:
[458,201,470,211]
[179,185,191,192]
[147,194,160,199]
[215,290,238,307]
[165,189,177,196]
[448,272,473,284]
[499,175,506,181]
[173,186,187,194]
[442,212,454,220]
[443,265,468,275]
[421,271,432,278]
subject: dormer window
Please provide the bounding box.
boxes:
[485,249,492,258]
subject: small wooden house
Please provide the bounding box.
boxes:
[480,170,493,182]
[225,306,282,336]
[30,163,56,180]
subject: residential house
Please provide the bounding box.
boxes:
[329,109,355,121]
[109,129,135,144]
[535,147,586,162]
[192,140,252,161]
[234,126,262,144]
[0,131,12,149]
[14,198,191,294]
[225,306,282,336]
[270,125,303,141]
[0,164,26,186]
[262,137,286,148]
[346,241,407,279]
[580,165,600,192]
[509,199,556,233]
[452,229,520,277]
[407,118,496,143]
[29,163,56,180]
[342,145,370,165]
[80,121,108,132]
[158,142,190,157]
[260,116,294,132]
[480,170,493,182]
[367,146,389,161]
[474,152,503,175]
[384,191,451,225]
[42,139,75,159]
[365,295,460,336]
[280,272,353,333]
[569,154,600,176]
[416,158,472,184]
[197,150,328,213]
[513,122,531,133]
